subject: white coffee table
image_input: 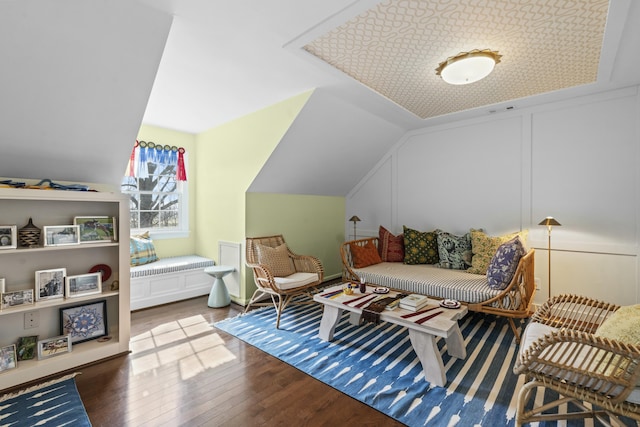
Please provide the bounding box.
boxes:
[313,284,468,387]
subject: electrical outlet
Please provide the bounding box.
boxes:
[534,278,541,290]
[24,311,39,329]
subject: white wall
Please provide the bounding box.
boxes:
[347,86,640,306]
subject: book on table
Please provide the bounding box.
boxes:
[399,294,430,311]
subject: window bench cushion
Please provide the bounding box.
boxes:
[130,255,215,278]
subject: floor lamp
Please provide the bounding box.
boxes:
[349,215,361,240]
[538,216,561,297]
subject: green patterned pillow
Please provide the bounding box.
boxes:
[435,230,472,270]
[403,226,439,265]
[468,229,529,274]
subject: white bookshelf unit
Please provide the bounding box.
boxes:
[0,187,130,391]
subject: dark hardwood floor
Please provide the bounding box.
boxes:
[75,296,405,426]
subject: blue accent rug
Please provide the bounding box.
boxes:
[215,302,634,427]
[0,374,91,427]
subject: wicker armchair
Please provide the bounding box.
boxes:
[513,294,640,426]
[245,235,324,328]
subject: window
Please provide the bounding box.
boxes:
[121,141,188,238]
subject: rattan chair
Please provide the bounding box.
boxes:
[513,294,640,426]
[245,235,324,328]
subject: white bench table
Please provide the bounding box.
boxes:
[314,284,468,387]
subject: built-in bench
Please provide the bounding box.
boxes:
[130,255,215,310]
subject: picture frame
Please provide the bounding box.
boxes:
[37,335,71,360]
[43,225,80,247]
[1,289,34,310]
[73,216,117,243]
[0,225,17,249]
[60,300,108,344]
[16,335,38,361]
[0,344,17,372]
[65,272,102,298]
[35,268,66,301]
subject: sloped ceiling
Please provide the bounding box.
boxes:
[1,0,639,195]
[247,88,405,196]
[0,0,171,188]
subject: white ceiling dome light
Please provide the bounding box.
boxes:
[436,49,502,85]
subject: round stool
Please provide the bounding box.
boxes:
[204,265,235,308]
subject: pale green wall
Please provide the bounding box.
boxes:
[136,124,197,257]
[246,192,345,287]
[194,91,314,302]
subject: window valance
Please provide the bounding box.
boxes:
[126,140,187,181]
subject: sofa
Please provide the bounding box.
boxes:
[340,227,535,343]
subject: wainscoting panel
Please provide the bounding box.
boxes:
[219,241,242,297]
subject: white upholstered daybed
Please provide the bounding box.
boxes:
[341,237,536,343]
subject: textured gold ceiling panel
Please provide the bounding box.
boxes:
[304,0,609,119]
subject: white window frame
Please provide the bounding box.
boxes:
[121,158,190,240]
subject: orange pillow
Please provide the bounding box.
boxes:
[350,241,382,268]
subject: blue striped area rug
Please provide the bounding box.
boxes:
[215,302,632,427]
[216,302,525,426]
[0,373,91,426]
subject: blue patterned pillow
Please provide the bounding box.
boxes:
[130,232,158,266]
[435,230,472,270]
[486,236,526,290]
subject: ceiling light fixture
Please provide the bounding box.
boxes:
[436,49,502,85]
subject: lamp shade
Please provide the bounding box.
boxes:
[538,217,561,227]
[349,216,361,222]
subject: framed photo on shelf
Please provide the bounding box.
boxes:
[0,225,17,249]
[73,216,117,243]
[37,335,71,360]
[16,335,38,361]
[35,268,66,301]
[65,272,102,298]
[60,300,108,344]
[1,289,34,310]
[0,344,17,372]
[43,225,80,247]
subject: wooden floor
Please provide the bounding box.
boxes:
[75,296,405,426]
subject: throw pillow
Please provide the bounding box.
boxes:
[403,226,439,265]
[130,231,159,266]
[255,243,296,277]
[594,304,640,383]
[486,236,526,289]
[435,230,473,270]
[378,226,404,262]
[595,304,640,344]
[350,241,383,268]
[468,229,529,274]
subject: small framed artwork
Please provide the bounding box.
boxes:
[37,335,72,360]
[73,216,117,243]
[35,268,66,301]
[1,289,35,310]
[0,225,17,249]
[0,344,17,372]
[16,336,38,361]
[60,300,108,344]
[43,225,80,247]
[65,272,102,298]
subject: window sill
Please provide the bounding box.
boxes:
[131,230,190,240]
